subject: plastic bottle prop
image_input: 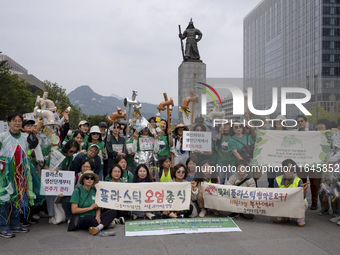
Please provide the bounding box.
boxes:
[107,107,127,123]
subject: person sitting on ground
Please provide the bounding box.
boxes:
[131,164,156,220]
[161,164,198,218]
[273,159,309,227]
[70,171,118,235]
[226,160,256,219]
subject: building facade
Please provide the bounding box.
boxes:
[244,0,340,118]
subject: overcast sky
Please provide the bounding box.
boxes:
[1,0,260,104]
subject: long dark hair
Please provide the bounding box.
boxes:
[133,164,152,183]
[109,164,123,180]
[62,140,79,155]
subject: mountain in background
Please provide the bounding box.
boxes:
[68,85,178,121]
[110,93,124,100]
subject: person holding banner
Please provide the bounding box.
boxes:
[273,159,308,227]
[171,124,190,167]
[44,140,79,224]
[131,164,156,220]
[161,164,198,218]
[194,160,220,217]
[105,156,133,183]
[226,160,256,219]
[70,170,117,235]
[151,155,172,182]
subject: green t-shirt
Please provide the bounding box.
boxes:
[70,186,96,218]
[228,135,254,165]
[157,134,170,157]
[83,141,105,167]
[214,134,232,166]
[104,170,133,183]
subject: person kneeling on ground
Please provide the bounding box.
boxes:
[273,159,309,227]
[70,171,119,235]
[226,160,256,219]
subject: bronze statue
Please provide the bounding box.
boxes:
[179,19,203,61]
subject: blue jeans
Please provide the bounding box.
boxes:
[46,195,56,217]
[98,168,103,182]
[0,203,21,230]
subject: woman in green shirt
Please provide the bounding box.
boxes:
[70,170,117,235]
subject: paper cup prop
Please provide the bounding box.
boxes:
[157,93,174,132]
[107,107,127,123]
[180,91,199,128]
[33,91,60,125]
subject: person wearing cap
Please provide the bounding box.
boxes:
[22,119,35,134]
[82,126,107,181]
[170,124,189,167]
[98,122,108,140]
[70,170,117,235]
[71,144,102,176]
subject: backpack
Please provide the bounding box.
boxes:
[232,136,254,163]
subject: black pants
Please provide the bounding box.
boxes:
[78,210,117,229]
[170,204,193,218]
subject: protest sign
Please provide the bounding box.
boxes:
[139,137,154,151]
[49,147,66,171]
[95,182,191,211]
[182,131,212,152]
[40,170,75,196]
[125,218,241,236]
[251,130,331,167]
[202,183,305,218]
[0,121,9,133]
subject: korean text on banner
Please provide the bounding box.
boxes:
[251,130,331,167]
[202,183,305,218]
[95,182,191,211]
[182,131,211,152]
[40,170,75,196]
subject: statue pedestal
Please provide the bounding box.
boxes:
[178,61,206,127]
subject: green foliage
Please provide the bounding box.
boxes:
[0,59,35,119]
[85,114,109,127]
[306,103,340,125]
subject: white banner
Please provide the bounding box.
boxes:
[40,170,75,196]
[95,182,191,211]
[251,130,331,167]
[183,131,212,152]
[202,183,305,218]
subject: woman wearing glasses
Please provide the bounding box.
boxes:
[161,164,198,218]
[106,122,126,177]
[43,140,79,224]
[70,171,117,235]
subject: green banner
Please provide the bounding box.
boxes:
[125,218,241,236]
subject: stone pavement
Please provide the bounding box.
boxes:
[1,174,339,255]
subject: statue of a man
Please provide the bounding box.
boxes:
[179,19,203,60]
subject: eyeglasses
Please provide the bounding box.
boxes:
[84,176,95,180]
[234,125,243,129]
[25,123,34,127]
[82,165,91,169]
[297,120,305,123]
[92,133,100,136]
[68,150,76,154]
[176,170,185,174]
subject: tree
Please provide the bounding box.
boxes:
[306,103,340,125]
[86,114,109,127]
[0,59,35,119]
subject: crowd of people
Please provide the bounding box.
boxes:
[0,109,339,239]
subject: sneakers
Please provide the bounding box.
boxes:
[11,225,29,233]
[89,227,99,235]
[114,217,125,225]
[131,214,138,220]
[337,221,340,226]
[0,229,15,239]
[228,213,239,218]
[146,213,155,220]
[318,209,329,216]
[273,217,290,223]
[27,218,39,225]
[20,218,31,228]
[48,217,58,225]
[67,219,71,224]
[330,216,340,223]
[39,211,49,218]
[297,217,305,227]
[32,214,41,220]
[199,209,207,218]
[214,210,221,216]
[310,202,318,210]
[108,221,116,228]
